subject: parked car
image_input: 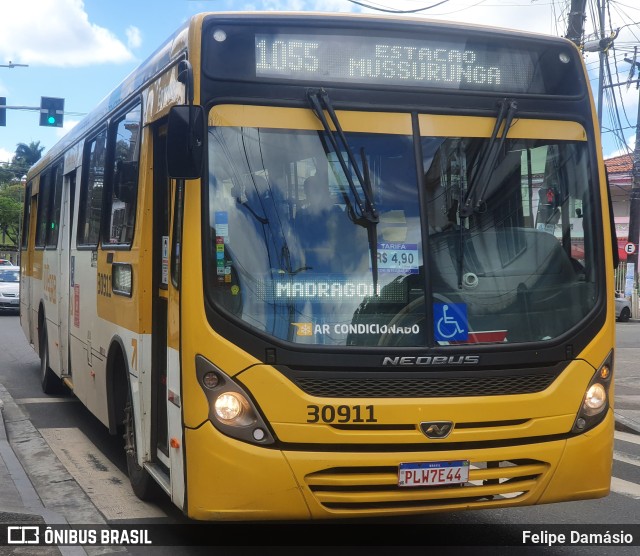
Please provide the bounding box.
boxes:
[615,292,632,322]
[0,258,15,266]
[0,266,20,314]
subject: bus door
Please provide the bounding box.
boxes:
[151,122,170,467]
[58,169,76,378]
[150,119,185,505]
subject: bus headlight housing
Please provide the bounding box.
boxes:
[571,352,613,434]
[196,355,275,445]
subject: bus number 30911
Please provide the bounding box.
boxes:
[306,404,377,423]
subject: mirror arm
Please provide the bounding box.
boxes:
[176,59,202,155]
[177,59,194,106]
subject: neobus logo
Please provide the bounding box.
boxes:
[420,421,454,439]
[382,355,480,366]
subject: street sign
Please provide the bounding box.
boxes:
[624,243,636,255]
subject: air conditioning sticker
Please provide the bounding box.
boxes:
[292,322,420,338]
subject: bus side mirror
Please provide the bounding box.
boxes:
[167,105,204,179]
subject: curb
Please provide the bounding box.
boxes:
[614,412,640,436]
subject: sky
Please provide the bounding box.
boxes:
[1,0,640,175]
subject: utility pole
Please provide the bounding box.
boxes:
[593,0,608,126]
[624,49,640,317]
[565,0,611,126]
[565,0,587,46]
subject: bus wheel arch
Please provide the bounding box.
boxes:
[37,304,62,394]
[106,337,129,435]
[107,336,161,501]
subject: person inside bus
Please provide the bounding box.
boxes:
[298,162,350,273]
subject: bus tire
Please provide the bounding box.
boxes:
[123,385,161,501]
[39,325,62,395]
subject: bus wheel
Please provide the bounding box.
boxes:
[123,387,161,501]
[39,326,62,395]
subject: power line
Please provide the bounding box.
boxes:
[344,0,450,13]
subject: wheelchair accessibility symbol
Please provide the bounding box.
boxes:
[434,303,468,342]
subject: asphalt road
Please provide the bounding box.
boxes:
[1,314,640,555]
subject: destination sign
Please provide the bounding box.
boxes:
[255,33,541,93]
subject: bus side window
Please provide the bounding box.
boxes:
[104,102,141,245]
[78,129,107,246]
[34,174,48,248]
[45,164,63,248]
[20,182,32,249]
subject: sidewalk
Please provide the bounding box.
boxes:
[614,409,640,435]
[0,384,117,555]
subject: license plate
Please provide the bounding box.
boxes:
[398,460,469,487]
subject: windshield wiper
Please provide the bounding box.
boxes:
[306,88,380,293]
[455,99,517,289]
[306,89,378,226]
[459,98,518,218]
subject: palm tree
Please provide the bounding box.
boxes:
[13,141,45,169]
[1,141,45,185]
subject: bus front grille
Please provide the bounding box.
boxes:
[294,374,556,398]
[305,459,548,511]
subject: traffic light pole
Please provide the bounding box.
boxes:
[0,103,42,127]
[0,98,65,127]
[1,104,43,110]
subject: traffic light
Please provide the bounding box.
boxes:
[0,97,6,126]
[39,96,64,127]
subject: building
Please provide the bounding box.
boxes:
[605,153,634,295]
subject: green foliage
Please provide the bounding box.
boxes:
[0,141,44,245]
[0,185,23,245]
[0,141,45,185]
[13,141,45,167]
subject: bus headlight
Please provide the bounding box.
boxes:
[583,383,607,413]
[214,392,246,422]
[572,352,613,433]
[196,355,275,445]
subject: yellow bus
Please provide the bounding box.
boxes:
[20,12,617,521]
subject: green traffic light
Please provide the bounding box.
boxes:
[40,97,64,127]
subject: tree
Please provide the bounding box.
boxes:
[0,162,19,186]
[13,141,45,173]
[0,142,44,246]
[0,141,45,186]
[0,184,23,245]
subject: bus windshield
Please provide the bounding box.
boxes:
[206,108,597,347]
